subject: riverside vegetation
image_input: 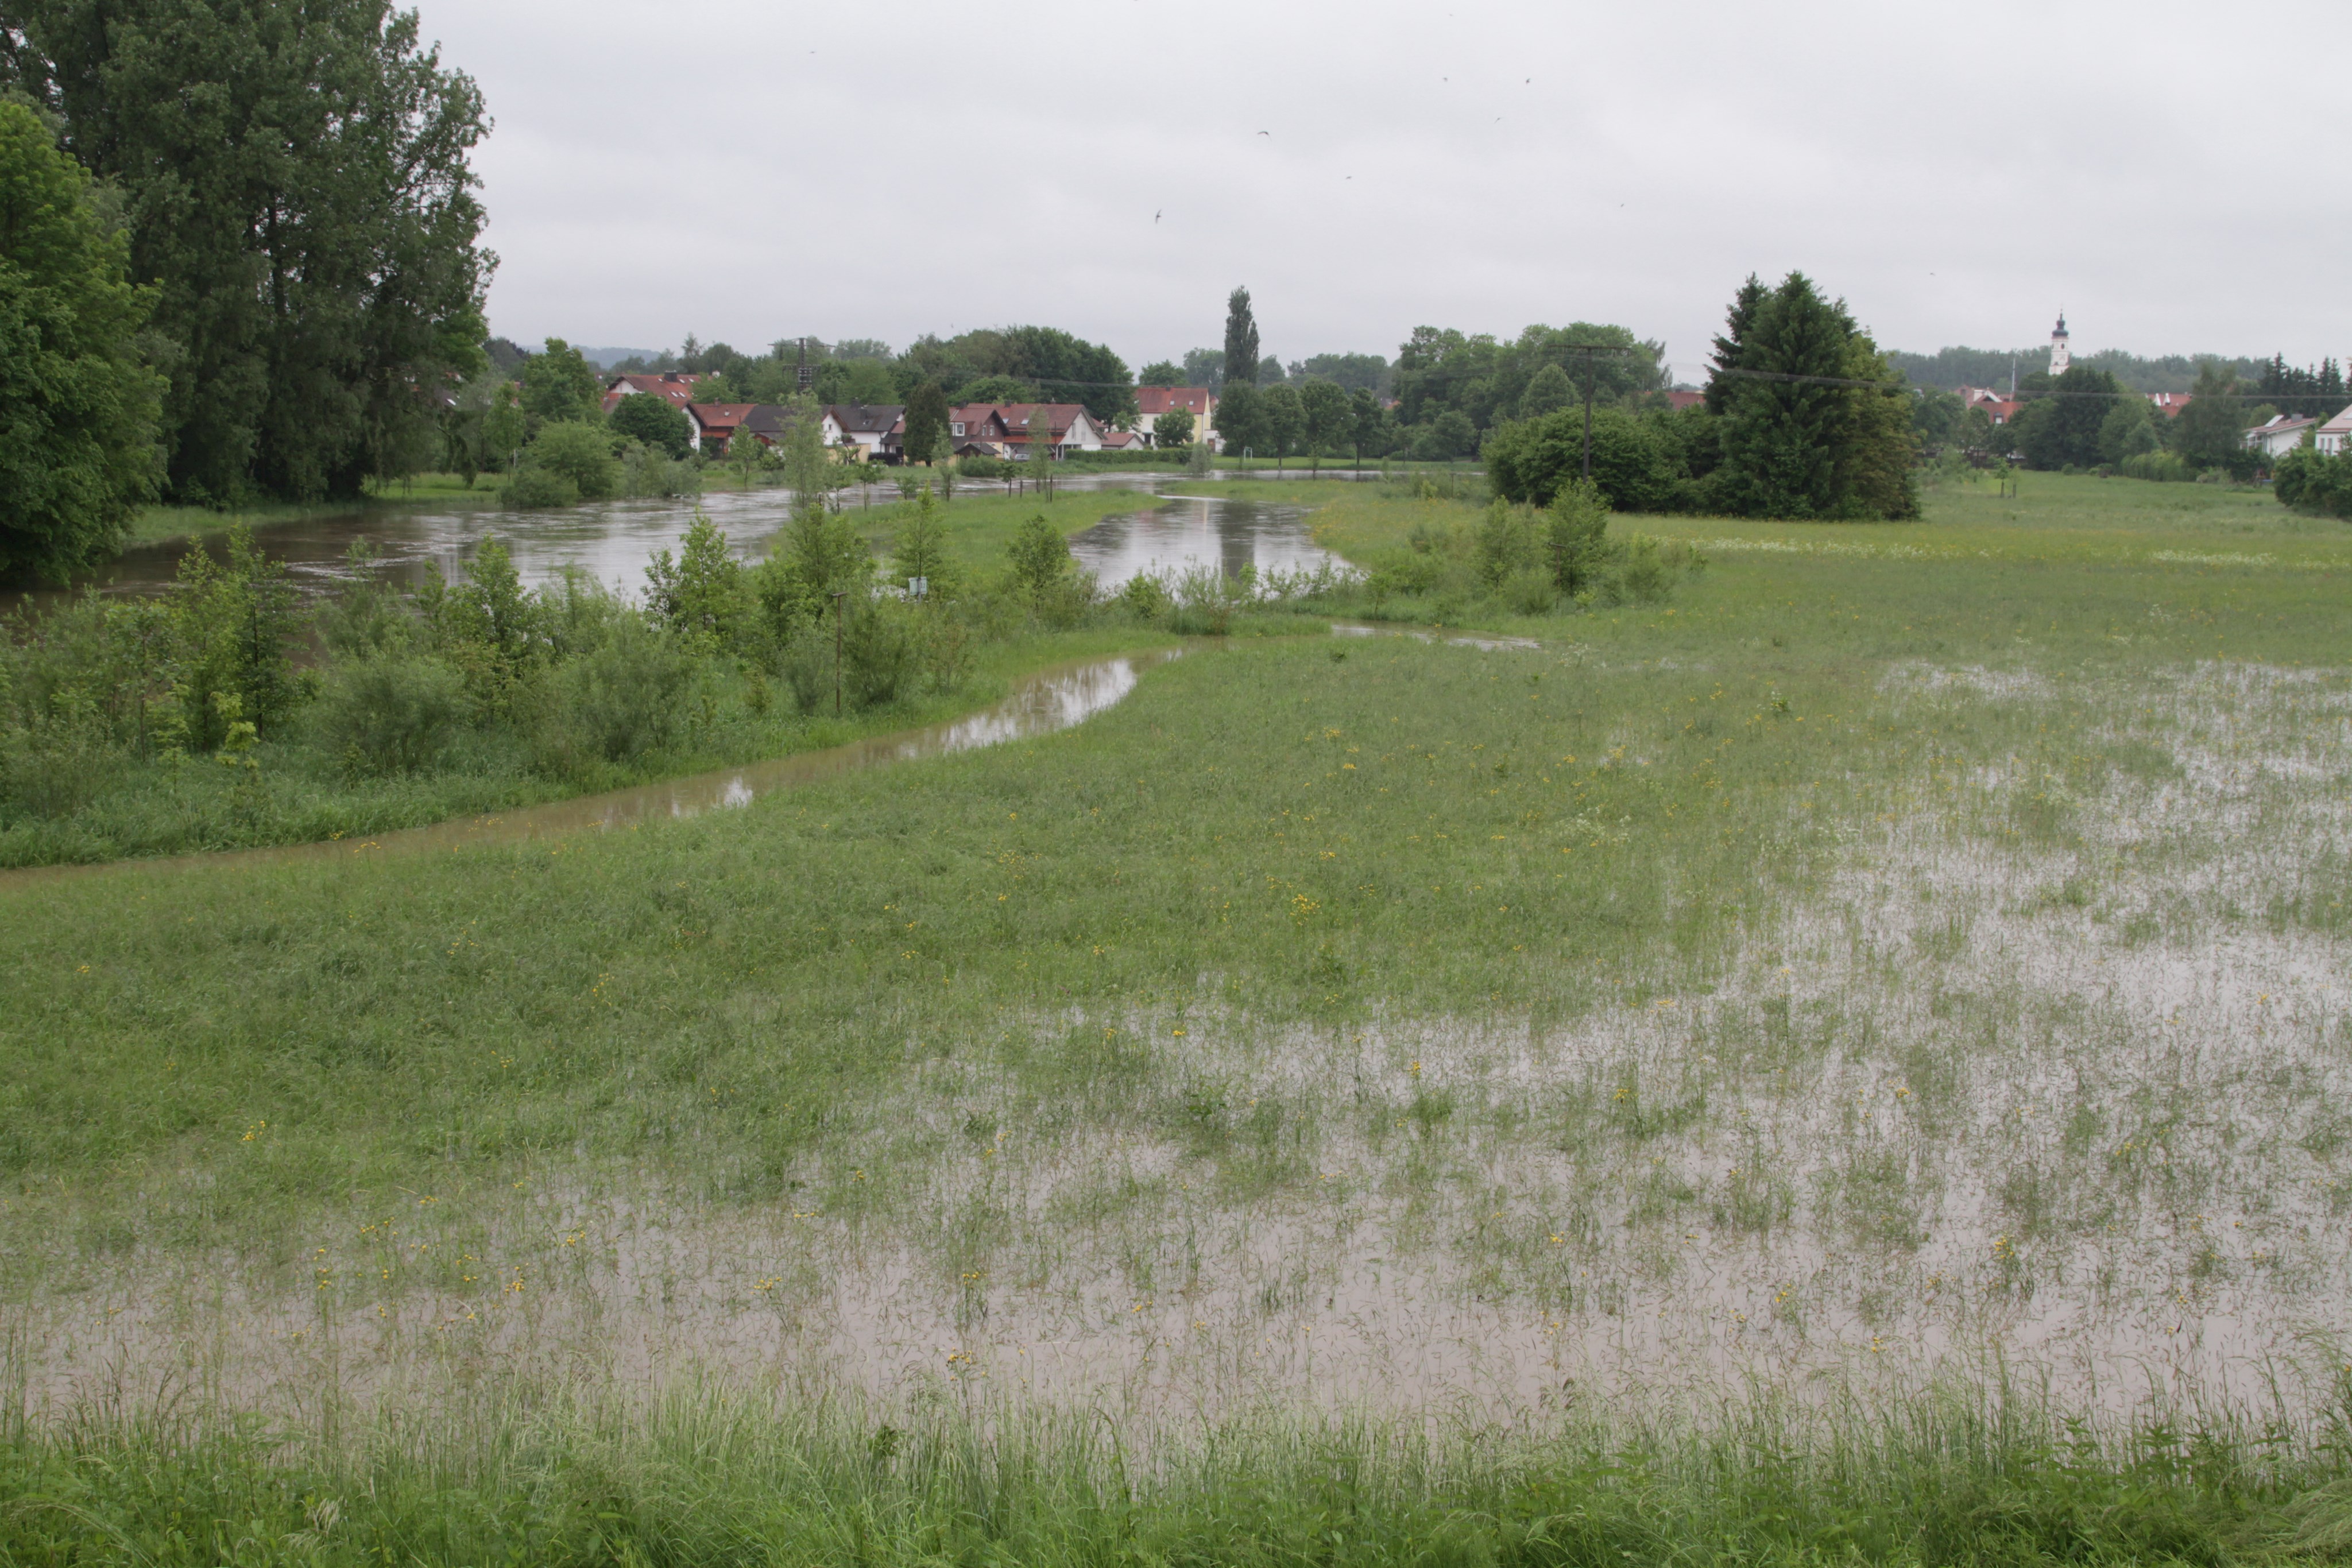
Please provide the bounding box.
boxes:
[3,471,2352,1565]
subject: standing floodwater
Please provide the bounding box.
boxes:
[6,474,1349,616]
[1065,493,1337,589]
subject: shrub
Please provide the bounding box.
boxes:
[1545,479,1614,595]
[522,420,619,501]
[841,601,919,708]
[779,623,834,715]
[607,391,693,458]
[501,466,578,509]
[0,725,122,820]
[1473,501,1542,589]
[2119,451,2196,484]
[312,654,466,776]
[1616,536,1674,602]
[539,619,691,768]
[1502,567,1557,615]
[2273,447,2352,518]
[1118,574,1171,621]
[1006,514,1074,601]
[1483,407,1681,510]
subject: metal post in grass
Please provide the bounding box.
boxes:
[831,590,846,718]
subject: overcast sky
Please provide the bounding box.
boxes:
[427,0,2352,377]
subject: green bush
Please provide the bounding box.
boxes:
[607,391,693,458]
[522,420,619,501]
[1117,574,1171,621]
[539,620,691,768]
[2273,446,2352,518]
[312,654,466,776]
[0,725,122,820]
[1502,566,1557,615]
[501,466,578,509]
[1483,406,1682,510]
[2119,450,2197,483]
[780,622,835,715]
[842,601,919,708]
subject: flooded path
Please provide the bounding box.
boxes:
[0,648,1183,886]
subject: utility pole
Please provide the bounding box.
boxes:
[831,590,846,718]
[798,338,813,396]
[1565,343,1643,483]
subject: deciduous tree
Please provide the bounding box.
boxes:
[608,390,692,458]
[1298,378,1350,473]
[3,0,492,504]
[0,99,164,580]
[523,339,602,426]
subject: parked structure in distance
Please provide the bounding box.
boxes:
[1133,386,1220,448]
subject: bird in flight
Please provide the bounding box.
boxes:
[1154,210,1162,223]
[1257,129,1270,136]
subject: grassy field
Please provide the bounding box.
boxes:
[3,474,2350,1562]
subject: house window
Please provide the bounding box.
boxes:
[951,423,965,436]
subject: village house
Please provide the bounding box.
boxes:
[822,403,906,463]
[2244,413,2319,458]
[684,402,757,454]
[2316,405,2352,456]
[1958,385,2024,426]
[1133,386,1218,448]
[947,403,1104,459]
[602,371,706,417]
[2146,391,2194,419]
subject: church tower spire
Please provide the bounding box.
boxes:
[2049,311,2071,376]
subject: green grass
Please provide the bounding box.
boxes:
[0,626,1170,867]
[6,474,2352,1558]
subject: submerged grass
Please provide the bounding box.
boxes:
[3,475,2351,1557]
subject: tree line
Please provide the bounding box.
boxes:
[2,0,492,537]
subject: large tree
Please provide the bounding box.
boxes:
[2013,365,2123,470]
[606,388,691,458]
[1223,287,1259,389]
[1708,272,1916,520]
[0,99,164,579]
[2172,362,2253,474]
[1297,378,1351,472]
[3,0,493,504]
[901,378,948,464]
[521,338,601,426]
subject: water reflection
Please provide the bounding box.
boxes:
[1065,494,1338,589]
[17,478,1349,618]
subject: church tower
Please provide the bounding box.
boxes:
[2048,312,2071,376]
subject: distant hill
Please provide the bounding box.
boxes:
[575,347,664,370]
[1890,345,2269,394]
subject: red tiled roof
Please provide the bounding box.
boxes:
[688,402,758,432]
[1664,390,1706,412]
[949,402,1089,444]
[604,372,706,414]
[1136,386,1213,416]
